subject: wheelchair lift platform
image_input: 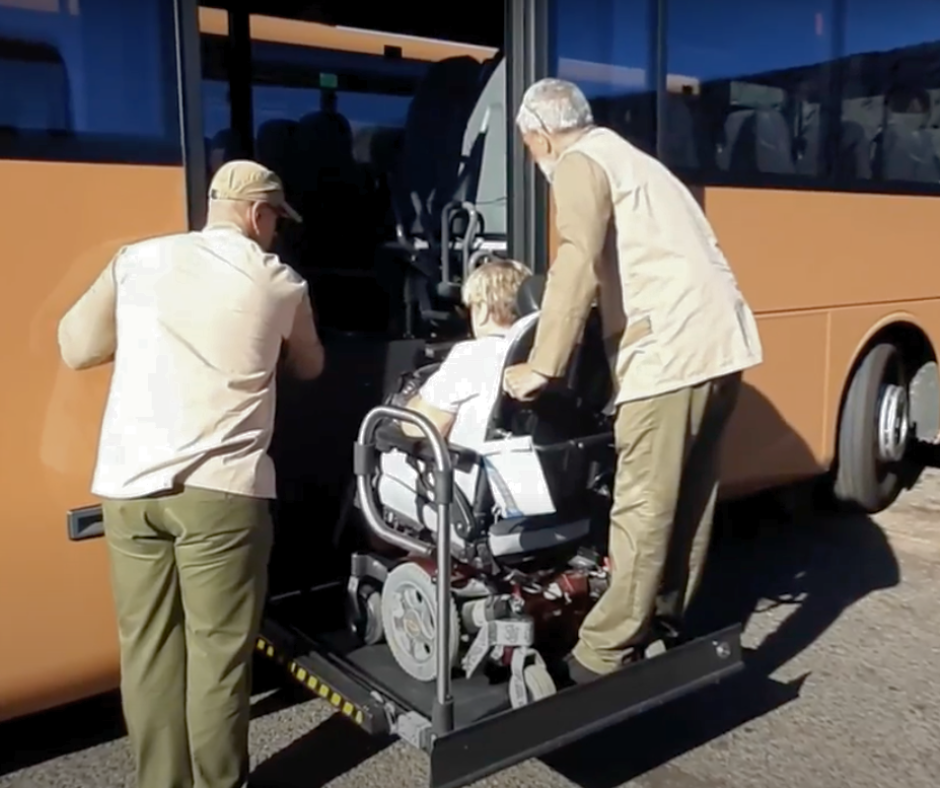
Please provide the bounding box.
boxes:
[259,585,742,788]
[255,402,745,788]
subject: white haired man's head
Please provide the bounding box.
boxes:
[515,78,594,180]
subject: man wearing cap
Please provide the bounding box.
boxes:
[57,160,323,788]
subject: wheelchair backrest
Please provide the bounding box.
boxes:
[486,276,613,443]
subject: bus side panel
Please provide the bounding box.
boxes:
[0,160,186,723]
[706,188,940,493]
[704,188,940,314]
[720,311,829,499]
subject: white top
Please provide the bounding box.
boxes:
[58,224,318,500]
[418,332,509,448]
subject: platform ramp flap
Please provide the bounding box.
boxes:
[429,624,744,788]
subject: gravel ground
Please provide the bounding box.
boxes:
[3,471,939,788]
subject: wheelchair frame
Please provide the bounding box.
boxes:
[256,403,744,788]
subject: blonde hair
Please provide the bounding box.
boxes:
[461,258,532,326]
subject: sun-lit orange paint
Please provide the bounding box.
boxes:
[548,186,940,498]
[197,7,498,63]
[0,161,187,723]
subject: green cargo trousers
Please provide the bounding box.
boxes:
[573,371,742,674]
[101,486,274,788]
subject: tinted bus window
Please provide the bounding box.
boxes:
[0,0,181,164]
[665,0,836,180]
[551,0,654,154]
[202,34,428,174]
[840,0,940,186]
[659,0,940,190]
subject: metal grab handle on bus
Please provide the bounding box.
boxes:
[440,200,479,289]
[353,405,455,735]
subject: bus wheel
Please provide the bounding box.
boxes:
[833,342,912,513]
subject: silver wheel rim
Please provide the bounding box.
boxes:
[876,382,910,464]
[381,563,455,682]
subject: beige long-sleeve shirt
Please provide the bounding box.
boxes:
[528,152,620,379]
[58,223,323,500]
[528,128,762,405]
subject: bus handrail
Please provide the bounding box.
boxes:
[353,405,455,735]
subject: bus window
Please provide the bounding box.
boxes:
[665,0,835,180]
[840,1,940,186]
[0,0,180,164]
[201,15,507,338]
[552,0,655,155]
[651,0,940,191]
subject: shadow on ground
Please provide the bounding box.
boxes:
[0,652,301,777]
[540,485,902,787]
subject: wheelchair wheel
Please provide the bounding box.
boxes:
[346,581,384,646]
[381,562,460,682]
[523,664,557,704]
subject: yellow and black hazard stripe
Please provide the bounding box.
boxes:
[256,636,367,729]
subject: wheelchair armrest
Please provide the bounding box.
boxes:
[373,422,478,472]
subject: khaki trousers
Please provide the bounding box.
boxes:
[573,372,742,674]
[101,486,274,788]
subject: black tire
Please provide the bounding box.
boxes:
[832,342,909,513]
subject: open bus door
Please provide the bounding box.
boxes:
[199,2,744,786]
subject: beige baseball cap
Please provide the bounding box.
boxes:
[208,159,302,223]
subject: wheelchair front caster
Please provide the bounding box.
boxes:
[346,579,384,646]
[509,648,557,708]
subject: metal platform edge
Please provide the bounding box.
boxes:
[256,617,390,736]
[429,623,745,788]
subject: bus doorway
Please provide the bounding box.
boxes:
[197,2,512,599]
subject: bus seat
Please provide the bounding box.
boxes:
[392,55,486,241]
[717,109,795,175]
[256,119,297,189]
[715,110,754,173]
[660,94,699,171]
[294,110,372,268]
[754,109,795,174]
[794,104,821,177]
[925,127,940,165]
[838,120,872,180]
[876,121,940,184]
[370,127,404,175]
[796,113,873,181]
[296,110,354,175]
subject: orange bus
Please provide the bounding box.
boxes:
[2,0,937,730]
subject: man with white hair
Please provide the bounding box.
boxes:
[503,78,763,684]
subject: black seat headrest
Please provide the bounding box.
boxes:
[516,274,545,317]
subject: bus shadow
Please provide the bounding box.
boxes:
[249,715,394,788]
[0,656,302,778]
[541,385,903,787]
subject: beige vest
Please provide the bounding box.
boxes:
[559,127,763,405]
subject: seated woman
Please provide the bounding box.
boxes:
[402,258,532,440]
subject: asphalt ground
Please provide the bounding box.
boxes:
[3,471,939,788]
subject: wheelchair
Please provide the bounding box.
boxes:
[345,275,620,708]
